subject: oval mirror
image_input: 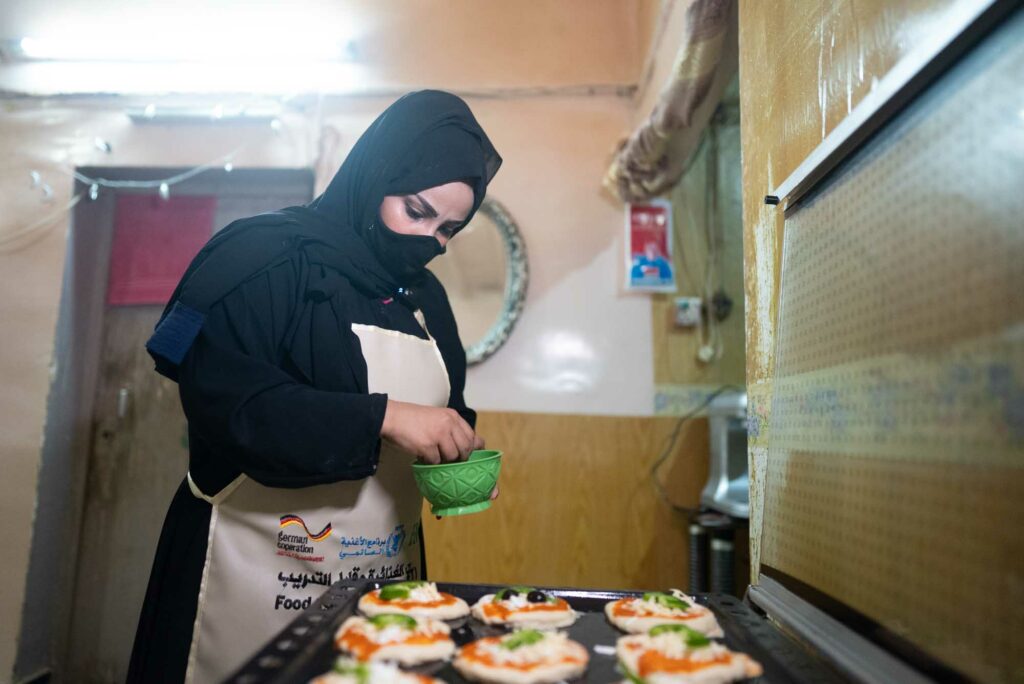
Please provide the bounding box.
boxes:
[428,198,528,365]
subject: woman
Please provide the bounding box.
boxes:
[128,90,501,683]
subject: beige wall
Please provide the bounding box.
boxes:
[737,0,992,577]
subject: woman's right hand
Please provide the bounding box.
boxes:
[380,400,477,464]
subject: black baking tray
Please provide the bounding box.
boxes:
[225,580,847,684]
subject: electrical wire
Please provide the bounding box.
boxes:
[702,124,724,361]
[650,384,742,514]
[63,144,248,189]
[0,193,84,253]
[1,140,255,253]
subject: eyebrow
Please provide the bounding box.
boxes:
[411,193,467,230]
[411,194,438,219]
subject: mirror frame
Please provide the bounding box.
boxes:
[464,197,528,365]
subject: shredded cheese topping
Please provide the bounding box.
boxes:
[617,631,758,681]
[467,631,583,666]
[353,615,448,643]
[335,615,451,660]
[615,590,704,618]
[637,633,728,660]
[503,592,530,609]
[406,583,444,602]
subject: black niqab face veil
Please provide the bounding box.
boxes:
[310,90,502,283]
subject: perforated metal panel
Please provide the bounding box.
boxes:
[762,9,1024,683]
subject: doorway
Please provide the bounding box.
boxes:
[20,167,313,683]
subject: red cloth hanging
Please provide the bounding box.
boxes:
[107,194,217,306]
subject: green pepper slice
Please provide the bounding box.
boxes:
[367,613,418,630]
[641,591,690,611]
[500,629,546,650]
[332,658,370,684]
[648,622,711,647]
[378,581,427,601]
[619,662,648,684]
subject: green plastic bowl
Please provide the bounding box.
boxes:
[411,450,502,517]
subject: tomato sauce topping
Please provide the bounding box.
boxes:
[612,598,698,618]
[482,598,570,620]
[367,592,458,609]
[459,639,584,671]
[637,651,731,676]
[337,629,447,660]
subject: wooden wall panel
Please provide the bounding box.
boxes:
[423,411,709,590]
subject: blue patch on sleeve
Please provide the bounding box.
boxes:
[145,302,206,365]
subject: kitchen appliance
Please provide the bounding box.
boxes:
[689,391,748,596]
[700,391,748,519]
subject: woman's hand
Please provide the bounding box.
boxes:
[381,400,477,464]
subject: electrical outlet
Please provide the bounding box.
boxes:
[674,297,702,327]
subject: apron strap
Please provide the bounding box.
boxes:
[187,471,248,506]
[412,309,430,337]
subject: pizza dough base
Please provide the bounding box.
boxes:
[334,616,455,666]
[358,592,470,620]
[453,646,588,684]
[604,601,724,637]
[618,652,762,684]
[470,595,578,630]
[616,634,763,683]
[359,640,455,666]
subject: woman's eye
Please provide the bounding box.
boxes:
[404,203,424,220]
[439,225,457,238]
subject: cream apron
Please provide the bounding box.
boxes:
[184,314,450,683]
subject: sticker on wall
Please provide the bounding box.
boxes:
[625,200,676,292]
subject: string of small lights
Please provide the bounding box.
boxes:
[2,115,287,253]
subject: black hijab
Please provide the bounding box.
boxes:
[146,90,502,380]
[312,89,500,242]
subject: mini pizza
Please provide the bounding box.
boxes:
[453,629,589,684]
[616,624,763,683]
[471,586,578,630]
[333,613,455,666]
[310,657,444,684]
[359,581,470,620]
[606,590,723,637]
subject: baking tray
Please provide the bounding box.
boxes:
[225,580,847,684]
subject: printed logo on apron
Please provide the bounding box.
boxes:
[184,316,450,683]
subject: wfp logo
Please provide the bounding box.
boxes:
[338,523,407,560]
[279,514,332,542]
